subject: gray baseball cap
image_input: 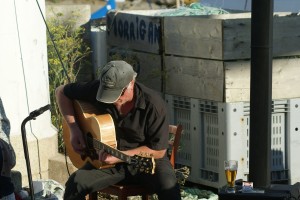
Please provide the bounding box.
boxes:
[96,60,135,103]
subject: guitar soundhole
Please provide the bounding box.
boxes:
[85,133,98,161]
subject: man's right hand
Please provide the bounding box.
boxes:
[69,124,86,155]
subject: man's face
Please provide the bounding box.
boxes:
[113,80,134,106]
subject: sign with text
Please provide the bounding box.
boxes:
[107,11,162,54]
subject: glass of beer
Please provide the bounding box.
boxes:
[224,160,238,193]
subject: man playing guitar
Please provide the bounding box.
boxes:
[55,60,181,200]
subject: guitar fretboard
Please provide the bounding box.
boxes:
[87,136,132,164]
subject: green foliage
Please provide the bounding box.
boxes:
[47,11,91,152]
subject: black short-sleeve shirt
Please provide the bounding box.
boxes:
[63,80,169,152]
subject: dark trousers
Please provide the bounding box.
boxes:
[0,151,14,198]
[64,158,181,200]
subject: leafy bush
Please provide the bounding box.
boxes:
[47,10,92,152]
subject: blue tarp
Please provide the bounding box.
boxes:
[91,0,116,20]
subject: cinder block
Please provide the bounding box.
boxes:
[46,5,91,28]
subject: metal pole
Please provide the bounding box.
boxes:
[20,104,51,200]
[21,117,35,200]
[249,0,274,188]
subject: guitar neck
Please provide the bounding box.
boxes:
[88,137,132,164]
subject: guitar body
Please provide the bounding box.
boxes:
[63,100,117,169]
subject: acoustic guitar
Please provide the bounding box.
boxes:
[63,100,155,174]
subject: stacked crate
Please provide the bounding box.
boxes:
[106,10,300,188]
[163,12,300,102]
[163,12,300,188]
[165,95,300,188]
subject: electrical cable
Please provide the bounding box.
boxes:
[35,0,71,83]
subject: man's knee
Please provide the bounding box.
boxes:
[159,175,178,190]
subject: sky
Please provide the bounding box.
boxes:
[201,0,300,12]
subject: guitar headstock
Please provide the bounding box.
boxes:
[131,153,156,174]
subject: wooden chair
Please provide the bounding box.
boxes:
[88,124,183,200]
